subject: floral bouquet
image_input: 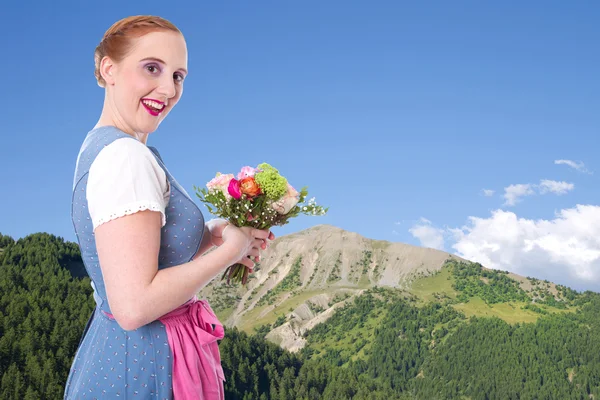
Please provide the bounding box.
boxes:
[194,163,328,285]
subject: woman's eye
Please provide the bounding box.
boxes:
[174,73,185,83]
[146,65,159,74]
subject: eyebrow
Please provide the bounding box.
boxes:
[140,57,188,75]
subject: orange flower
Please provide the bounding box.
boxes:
[239,177,261,198]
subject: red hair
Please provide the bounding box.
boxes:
[94,15,181,87]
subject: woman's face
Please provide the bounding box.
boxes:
[103,30,188,135]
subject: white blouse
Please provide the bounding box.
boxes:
[86,138,170,231]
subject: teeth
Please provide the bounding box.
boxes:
[142,100,165,110]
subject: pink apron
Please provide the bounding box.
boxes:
[104,298,226,399]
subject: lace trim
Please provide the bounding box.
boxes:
[92,200,167,229]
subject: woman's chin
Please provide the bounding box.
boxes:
[136,117,163,134]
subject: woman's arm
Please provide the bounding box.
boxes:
[192,219,231,260]
[85,140,268,330]
[193,224,215,259]
[94,210,268,330]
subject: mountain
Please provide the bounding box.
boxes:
[199,225,600,399]
[202,224,580,352]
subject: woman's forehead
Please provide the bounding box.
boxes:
[128,31,188,68]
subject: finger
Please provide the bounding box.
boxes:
[257,239,267,250]
[240,256,255,269]
[222,224,231,237]
[252,228,270,240]
[247,248,260,258]
[268,231,275,240]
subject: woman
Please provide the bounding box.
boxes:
[65,15,272,399]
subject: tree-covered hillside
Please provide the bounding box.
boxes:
[1,231,599,399]
[0,233,94,399]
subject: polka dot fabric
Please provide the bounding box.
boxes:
[65,126,206,399]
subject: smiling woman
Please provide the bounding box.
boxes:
[64,15,274,400]
[92,18,188,141]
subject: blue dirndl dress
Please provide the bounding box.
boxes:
[64,126,222,399]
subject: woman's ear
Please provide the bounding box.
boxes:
[100,56,116,86]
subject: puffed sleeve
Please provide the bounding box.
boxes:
[86,137,170,231]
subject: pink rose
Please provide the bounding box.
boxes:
[271,183,300,214]
[228,178,242,199]
[206,173,235,199]
[237,166,257,180]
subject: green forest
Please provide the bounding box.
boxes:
[1,232,600,399]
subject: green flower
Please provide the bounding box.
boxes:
[254,163,288,199]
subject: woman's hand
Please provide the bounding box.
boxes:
[221,225,274,271]
[205,218,230,247]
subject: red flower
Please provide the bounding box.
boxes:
[228,178,242,199]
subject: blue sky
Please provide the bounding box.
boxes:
[1,1,599,291]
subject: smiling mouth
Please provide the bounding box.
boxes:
[141,99,165,116]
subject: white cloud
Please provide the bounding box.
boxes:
[450,205,600,291]
[555,159,592,174]
[503,180,575,206]
[503,184,535,206]
[409,218,445,251]
[538,179,574,195]
[482,189,495,197]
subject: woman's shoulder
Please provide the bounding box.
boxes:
[86,136,170,230]
[75,127,137,168]
[90,136,164,180]
[100,135,154,156]
[79,126,158,168]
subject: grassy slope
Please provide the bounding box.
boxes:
[409,267,456,303]
[309,306,388,363]
[453,298,540,324]
[408,264,577,325]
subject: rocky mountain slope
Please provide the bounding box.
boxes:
[203,224,569,352]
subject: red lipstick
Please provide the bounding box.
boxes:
[141,98,166,116]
